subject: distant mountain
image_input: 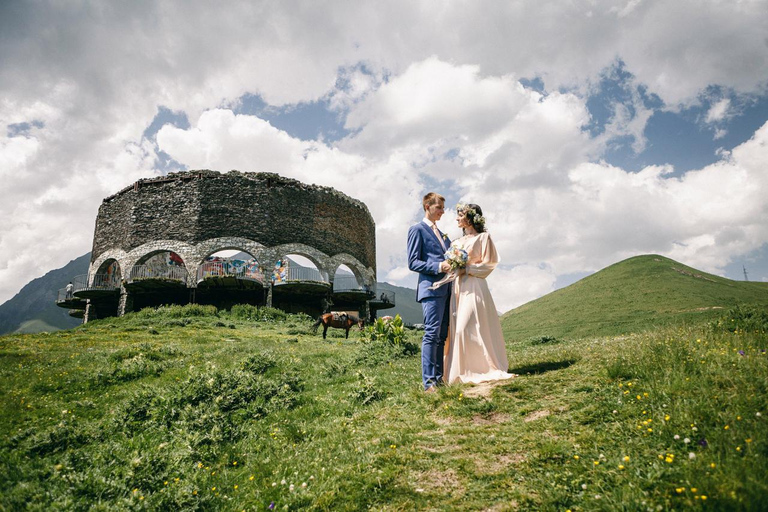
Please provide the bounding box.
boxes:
[0,253,422,334]
[0,253,91,335]
[501,254,768,341]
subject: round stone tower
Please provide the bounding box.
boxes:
[67,170,391,320]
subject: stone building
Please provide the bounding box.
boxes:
[56,170,395,321]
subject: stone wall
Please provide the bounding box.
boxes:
[91,170,376,273]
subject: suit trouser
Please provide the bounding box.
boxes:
[421,295,450,389]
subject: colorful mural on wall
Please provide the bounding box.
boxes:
[272,259,289,284]
[201,256,264,282]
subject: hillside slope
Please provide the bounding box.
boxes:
[1,304,765,509]
[502,254,768,341]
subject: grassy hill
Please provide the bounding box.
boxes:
[1,303,766,510]
[502,254,768,342]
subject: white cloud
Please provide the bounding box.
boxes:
[464,121,768,281]
[706,98,732,123]
[2,2,768,305]
[156,109,425,286]
[487,265,557,312]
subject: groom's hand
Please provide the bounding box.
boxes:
[439,261,451,273]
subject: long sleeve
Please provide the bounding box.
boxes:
[407,225,440,275]
[466,232,498,279]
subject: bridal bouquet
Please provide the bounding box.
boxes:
[429,243,467,290]
[444,245,468,270]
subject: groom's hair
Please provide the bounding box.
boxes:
[422,192,445,211]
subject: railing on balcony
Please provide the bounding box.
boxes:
[333,276,373,295]
[273,266,329,285]
[55,287,87,308]
[372,290,395,305]
[197,261,265,284]
[72,273,120,294]
[56,288,69,302]
[128,265,188,283]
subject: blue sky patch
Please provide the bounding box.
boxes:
[233,93,350,143]
[7,119,44,137]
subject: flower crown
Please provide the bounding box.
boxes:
[457,203,486,230]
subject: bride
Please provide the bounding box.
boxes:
[444,203,515,385]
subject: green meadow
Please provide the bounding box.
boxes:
[1,255,767,511]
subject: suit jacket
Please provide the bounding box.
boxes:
[407,221,452,302]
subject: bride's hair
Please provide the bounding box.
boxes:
[459,203,486,233]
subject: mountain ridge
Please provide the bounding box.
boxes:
[0,253,90,334]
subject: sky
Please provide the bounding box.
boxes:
[1,0,767,313]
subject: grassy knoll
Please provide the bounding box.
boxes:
[1,304,767,510]
[502,255,768,342]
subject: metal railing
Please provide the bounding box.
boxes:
[273,266,329,284]
[57,288,74,302]
[71,273,120,294]
[128,265,188,283]
[372,290,395,304]
[197,261,265,284]
[333,276,372,294]
[56,287,86,306]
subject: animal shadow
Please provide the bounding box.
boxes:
[509,359,577,376]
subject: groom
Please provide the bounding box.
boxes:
[407,192,452,392]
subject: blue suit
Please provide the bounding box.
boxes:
[407,221,451,389]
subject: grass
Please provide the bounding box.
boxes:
[502,254,768,341]
[1,304,766,510]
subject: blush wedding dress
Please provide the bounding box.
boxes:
[444,231,515,385]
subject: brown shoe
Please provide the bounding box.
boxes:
[424,386,437,394]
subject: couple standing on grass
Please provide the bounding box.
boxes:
[407,192,515,393]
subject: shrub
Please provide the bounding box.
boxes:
[712,304,768,334]
[365,315,406,346]
[229,304,288,322]
[135,304,219,319]
[92,353,168,386]
[241,351,278,374]
[348,372,386,405]
[25,419,92,456]
[527,335,564,345]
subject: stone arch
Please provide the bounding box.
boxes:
[94,258,122,285]
[125,241,197,286]
[329,253,375,288]
[265,243,333,279]
[192,237,267,265]
[90,249,128,280]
